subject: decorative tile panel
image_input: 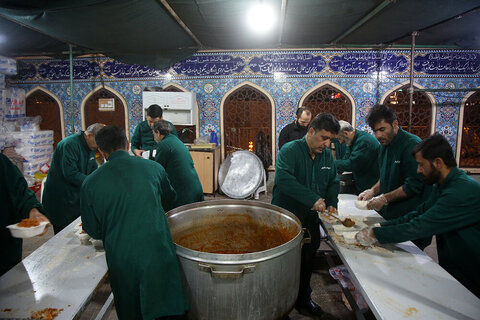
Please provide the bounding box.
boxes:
[9,49,480,163]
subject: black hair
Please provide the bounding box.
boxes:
[95,125,127,155]
[146,104,163,118]
[412,133,457,168]
[152,120,172,136]
[308,113,340,134]
[366,104,397,129]
[296,106,312,118]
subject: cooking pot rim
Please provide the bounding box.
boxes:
[166,200,304,264]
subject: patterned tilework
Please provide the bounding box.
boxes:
[10,50,480,158]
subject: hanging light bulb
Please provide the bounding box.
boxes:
[247,1,276,34]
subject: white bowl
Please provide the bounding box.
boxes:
[7,221,49,238]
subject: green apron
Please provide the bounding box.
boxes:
[334,130,380,193]
[0,154,45,275]
[154,134,204,208]
[378,128,431,220]
[43,132,97,230]
[131,120,178,153]
[80,151,188,319]
[272,137,339,257]
[331,138,349,161]
[375,167,480,297]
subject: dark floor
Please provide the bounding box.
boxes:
[22,173,438,320]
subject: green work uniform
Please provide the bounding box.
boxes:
[131,120,178,153]
[331,138,349,161]
[272,137,339,301]
[334,130,380,193]
[80,151,188,319]
[42,132,97,231]
[0,154,45,276]
[154,134,204,209]
[374,167,480,298]
[378,128,431,220]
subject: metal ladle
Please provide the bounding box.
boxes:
[330,213,355,228]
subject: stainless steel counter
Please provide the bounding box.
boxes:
[0,217,108,319]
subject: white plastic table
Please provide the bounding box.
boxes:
[325,194,480,320]
[0,217,108,319]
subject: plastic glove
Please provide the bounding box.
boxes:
[358,189,375,201]
[327,206,337,215]
[311,198,326,213]
[355,227,377,246]
[367,194,388,211]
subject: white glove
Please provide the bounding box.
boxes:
[311,198,326,213]
[358,189,375,201]
[355,227,378,246]
[367,194,388,211]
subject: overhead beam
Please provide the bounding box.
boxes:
[277,0,287,47]
[159,0,203,47]
[331,0,395,44]
[386,5,480,44]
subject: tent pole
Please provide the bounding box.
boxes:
[408,32,417,133]
[69,44,75,135]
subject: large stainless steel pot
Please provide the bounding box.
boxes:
[166,200,306,320]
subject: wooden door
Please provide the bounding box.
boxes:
[84,88,126,131]
[303,84,352,123]
[223,85,272,158]
[26,90,63,147]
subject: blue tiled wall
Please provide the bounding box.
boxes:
[11,50,480,154]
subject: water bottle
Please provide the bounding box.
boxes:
[210,131,218,146]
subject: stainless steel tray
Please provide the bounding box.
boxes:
[218,151,264,199]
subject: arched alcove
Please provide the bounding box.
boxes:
[457,91,480,170]
[381,82,436,139]
[26,87,65,147]
[81,86,129,133]
[299,81,355,124]
[220,81,276,164]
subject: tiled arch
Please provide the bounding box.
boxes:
[220,81,276,164]
[80,85,129,133]
[299,80,356,126]
[380,81,437,136]
[26,86,66,140]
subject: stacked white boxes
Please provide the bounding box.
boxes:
[12,130,54,177]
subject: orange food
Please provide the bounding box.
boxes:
[173,214,297,254]
[17,219,40,228]
[31,308,63,320]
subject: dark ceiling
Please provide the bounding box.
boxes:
[0,0,479,69]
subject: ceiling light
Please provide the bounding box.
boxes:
[247,2,276,34]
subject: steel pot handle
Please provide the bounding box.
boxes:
[198,263,256,279]
[302,227,311,246]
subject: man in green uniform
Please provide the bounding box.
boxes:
[272,113,340,317]
[43,123,104,233]
[335,120,380,194]
[356,134,480,298]
[131,104,178,158]
[1,154,50,276]
[330,137,349,161]
[358,104,431,220]
[152,120,204,209]
[80,126,188,319]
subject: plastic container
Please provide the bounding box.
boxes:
[354,200,368,210]
[7,221,49,238]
